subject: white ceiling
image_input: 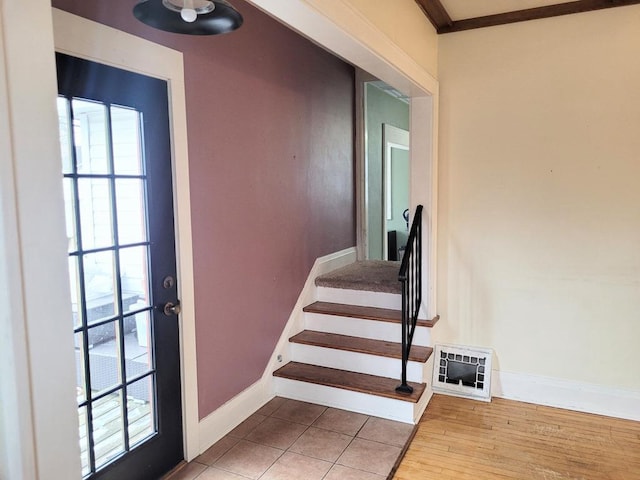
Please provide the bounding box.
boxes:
[440,0,578,20]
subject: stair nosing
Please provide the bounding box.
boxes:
[290,330,433,363]
[303,301,439,327]
[273,362,425,403]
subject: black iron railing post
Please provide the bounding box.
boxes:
[396,205,423,394]
[396,280,413,394]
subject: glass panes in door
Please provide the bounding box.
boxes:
[58,97,156,476]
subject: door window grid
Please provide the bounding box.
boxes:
[58,96,158,476]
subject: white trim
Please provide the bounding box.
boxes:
[411,96,438,319]
[383,125,410,221]
[197,379,271,454]
[197,248,357,452]
[492,370,640,421]
[0,5,38,477]
[1,1,80,477]
[355,69,377,261]
[52,9,200,462]
[247,0,438,97]
[382,124,410,261]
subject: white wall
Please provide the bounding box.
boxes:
[438,5,640,405]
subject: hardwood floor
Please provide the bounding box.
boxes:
[393,394,640,480]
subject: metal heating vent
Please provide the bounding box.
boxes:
[432,344,493,401]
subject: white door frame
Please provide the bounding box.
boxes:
[52,9,200,463]
[382,124,410,261]
[355,69,378,261]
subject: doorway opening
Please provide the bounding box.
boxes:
[361,79,411,261]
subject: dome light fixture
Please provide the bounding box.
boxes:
[133,0,243,35]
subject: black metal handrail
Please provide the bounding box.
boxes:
[396,205,423,394]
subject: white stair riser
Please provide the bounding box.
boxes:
[316,287,401,310]
[290,344,427,383]
[410,356,435,422]
[304,313,431,346]
[273,376,418,424]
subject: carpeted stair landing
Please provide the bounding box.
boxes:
[314,260,402,294]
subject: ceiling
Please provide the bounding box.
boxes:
[416,0,640,33]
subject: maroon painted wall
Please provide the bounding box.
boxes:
[52,0,356,418]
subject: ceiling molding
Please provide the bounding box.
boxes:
[416,0,640,34]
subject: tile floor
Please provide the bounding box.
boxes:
[166,397,415,480]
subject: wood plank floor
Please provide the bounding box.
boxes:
[393,394,640,480]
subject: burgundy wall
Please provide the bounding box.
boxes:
[52,0,356,418]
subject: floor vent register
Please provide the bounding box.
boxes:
[432,344,493,401]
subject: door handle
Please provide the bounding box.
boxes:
[163,301,181,316]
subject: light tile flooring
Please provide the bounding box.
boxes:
[166,397,415,480]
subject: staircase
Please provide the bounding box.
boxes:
[272,261,439,424]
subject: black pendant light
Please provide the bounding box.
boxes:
[133,0,243,35]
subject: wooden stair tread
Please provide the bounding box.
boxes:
[290,330,433,363]
[303,301,439,327]
[274,362,425,402]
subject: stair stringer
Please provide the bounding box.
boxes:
[262,248,357,387]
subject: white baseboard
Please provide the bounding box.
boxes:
[492,370,640,421]
[197,247,357,454]
[197,378,271,454]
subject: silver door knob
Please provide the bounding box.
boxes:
[163,302,181,316]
